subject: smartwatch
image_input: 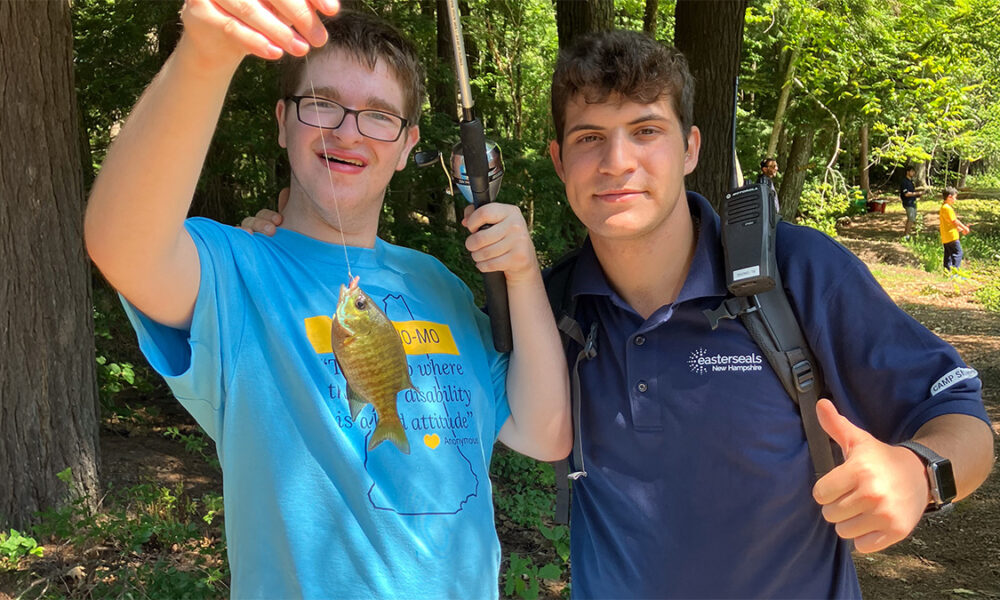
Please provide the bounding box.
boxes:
[897,440,957,512]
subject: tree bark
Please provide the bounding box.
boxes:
[555,0,615,50]
[778,130,814,219]
[958,158,970,189]
[767,44,798,157]
[0,0,100,529]
[643,0,659,34]
[859,123,870,195]
[674,0,748,209]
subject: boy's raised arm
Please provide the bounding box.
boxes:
[84,0,335,328]
[462,204,573,462]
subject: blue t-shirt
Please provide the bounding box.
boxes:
[900,177,917,207]
[122,218,512,599]
[564,193,987,599]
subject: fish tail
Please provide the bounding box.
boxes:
[369,414,410,455]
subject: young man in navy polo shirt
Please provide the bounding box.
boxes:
[546,30,993,598]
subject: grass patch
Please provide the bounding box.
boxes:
[2,470,228,599]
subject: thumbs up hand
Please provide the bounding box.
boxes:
[811,399,931,553]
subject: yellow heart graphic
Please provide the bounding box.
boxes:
[424,433,441,450]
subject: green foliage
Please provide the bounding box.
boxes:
[794,181,856,235]
[28,471,229,597]
[165,426,221,471]
[0,530,44,569]
[974,278,1000,313]
[503,552,563,600]
[965,172,1000,189]
[900,231,945,272]
[539,523,570,563]
[93,286,160,427]
[491,450,556,527]
[95,560,226,600]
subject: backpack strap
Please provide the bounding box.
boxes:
[704,267,836,479]
[543,250,595,525]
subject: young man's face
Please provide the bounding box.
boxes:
[763,160,778,177]
[276,48,419,237]
[548,93,700,244]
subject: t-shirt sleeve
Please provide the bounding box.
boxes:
[778,226,989,442]
[119,218,244,442]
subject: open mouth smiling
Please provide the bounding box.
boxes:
[322,154,365,167]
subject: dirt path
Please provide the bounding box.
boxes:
[838,210,1000,599]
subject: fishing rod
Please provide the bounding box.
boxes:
[443,0,513,353]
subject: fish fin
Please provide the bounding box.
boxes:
[346,385,367,420]
[369,415,410,455]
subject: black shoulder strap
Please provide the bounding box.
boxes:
[543,250,594,525]
[704,265,837,479]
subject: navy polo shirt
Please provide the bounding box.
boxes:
[900,177,917,208]
[565,192,987,599]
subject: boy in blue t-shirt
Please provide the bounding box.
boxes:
[84,3,570,597]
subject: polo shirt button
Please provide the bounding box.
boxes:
[634,335,646,346]
[637,381,648,393]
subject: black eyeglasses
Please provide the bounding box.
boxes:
[286,96,409,142]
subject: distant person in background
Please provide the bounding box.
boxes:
[939,186,971,271]
[900,166,925,238]
[757,157,779,212]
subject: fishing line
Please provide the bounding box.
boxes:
[304,50,353,281]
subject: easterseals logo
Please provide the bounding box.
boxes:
[688,347,764,374]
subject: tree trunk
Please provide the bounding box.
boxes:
[431,0,456,118]
[958,158,970,188]
[644,0,659,34]
[778,130,814,219]
[0,0,100,529]
[859,123,870,195]
[555,0,615,50]
[918,160,930,187]
[674,0,748,209]
[766,44,798,157]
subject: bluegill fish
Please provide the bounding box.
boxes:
[331,276,412,454]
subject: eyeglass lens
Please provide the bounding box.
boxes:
[297,98,403,142]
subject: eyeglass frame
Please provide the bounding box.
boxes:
[284,95,410,143]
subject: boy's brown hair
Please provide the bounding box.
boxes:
[943,186,958,200]
[550,30,695,144]
[277,11,425,125]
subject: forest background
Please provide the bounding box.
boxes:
[2,0,1000,597]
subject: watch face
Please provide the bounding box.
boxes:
[931,460,958,503]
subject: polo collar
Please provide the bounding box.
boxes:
[569,191,729,308]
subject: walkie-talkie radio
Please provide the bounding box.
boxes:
[719,182,779,297]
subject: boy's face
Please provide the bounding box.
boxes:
[276,48,419,238]
[945,194,957,204]
[548,93,700,244]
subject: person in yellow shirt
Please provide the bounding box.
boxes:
[940,186,971,271]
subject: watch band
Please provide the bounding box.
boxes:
[897,440,957,511]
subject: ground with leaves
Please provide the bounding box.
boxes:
[2,204,998,600]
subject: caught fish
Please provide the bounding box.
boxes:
[331,276,413,454]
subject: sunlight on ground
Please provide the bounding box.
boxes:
[855,551,943,580]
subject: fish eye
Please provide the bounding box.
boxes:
[354,297,367,310]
